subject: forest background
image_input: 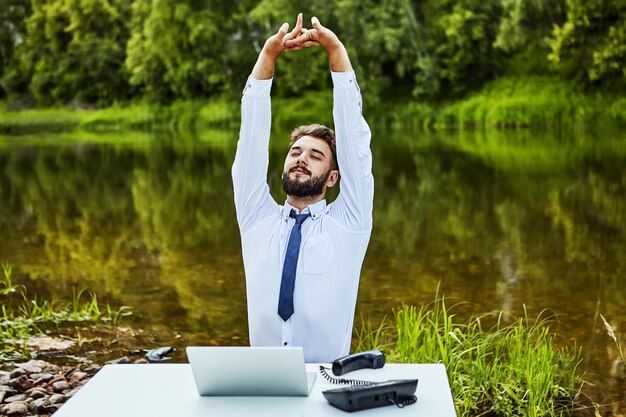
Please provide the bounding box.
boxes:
[0,0,624,128]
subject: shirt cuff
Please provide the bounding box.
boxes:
[242,76,273,97]
[331,70,360,91]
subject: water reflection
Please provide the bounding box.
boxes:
[0,127,624,404]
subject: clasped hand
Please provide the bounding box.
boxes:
[262,13,343,61]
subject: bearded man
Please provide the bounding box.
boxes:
[231,13,373,363]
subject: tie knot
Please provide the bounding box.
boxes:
[290,209,311,225]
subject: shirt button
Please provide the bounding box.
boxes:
[283,342,288,346]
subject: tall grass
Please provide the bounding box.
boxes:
[0,99,238,133]
[388,76,625,129]
[0,263,18,295]
[354,294,585,417]
[0,105,83,133]
[0,265,132,355]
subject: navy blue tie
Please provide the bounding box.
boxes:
[278,209,311,321]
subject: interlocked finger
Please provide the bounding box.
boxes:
[283,13,303,44]
[283,30,303,46]
[284,28,318,47]
[286,40,319,51]
[286,28,319,50]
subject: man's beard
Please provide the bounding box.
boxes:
[281,168,330,198]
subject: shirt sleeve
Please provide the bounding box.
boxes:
[231,76,279,232]
[329,70,374,231]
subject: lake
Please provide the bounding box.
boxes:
[0,124,624,407]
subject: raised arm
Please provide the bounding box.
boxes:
[285,18,374,231]
[329,58,373,231]
[231,17,306,232]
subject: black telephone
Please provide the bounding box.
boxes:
[320,350,418,412]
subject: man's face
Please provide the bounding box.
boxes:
[282,135,339,198]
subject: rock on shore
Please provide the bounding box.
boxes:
[0,360,97,416]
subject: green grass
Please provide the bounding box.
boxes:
[0,106,83,133]
[0,99,238,133]
[354,292,586,417]
[390,76,624,129]
[0,265,132,356]
[272,91,334,128]
[0,263,18,295]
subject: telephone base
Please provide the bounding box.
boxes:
[322,379,418,412]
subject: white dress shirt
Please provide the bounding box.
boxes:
[231,70,374,363]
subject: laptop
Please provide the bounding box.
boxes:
[186,346,317,396]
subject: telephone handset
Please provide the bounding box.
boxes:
[319,349,386,385]
[320,350,418,412]
[332,350,386,376]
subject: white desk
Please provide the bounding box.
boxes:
[55,363,457,417]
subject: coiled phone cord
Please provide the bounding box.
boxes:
[319,366,374,386]
[387,393,418,408]
[319,366,417,408]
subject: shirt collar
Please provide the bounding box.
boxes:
[282,199,327,221]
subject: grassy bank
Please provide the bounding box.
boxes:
[0,100,239,134]
[389,76,626,129]
[0,91,337,134]
[0,77,623,134]
[354,294,586,417]
[0,264,131,357]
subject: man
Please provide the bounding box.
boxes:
[231,14,374,363]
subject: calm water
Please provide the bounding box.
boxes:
[1,126,624,406]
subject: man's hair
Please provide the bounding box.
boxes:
[289,124,338,171]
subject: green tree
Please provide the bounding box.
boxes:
[331,0,422,100]
[412,0,504,98]
[548,0,626,87]
[0,0,31,100]
[494,0,566,74]
[126,0,253,102]
[14,0,133,105]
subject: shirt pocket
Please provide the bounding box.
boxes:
[301,232,333,275]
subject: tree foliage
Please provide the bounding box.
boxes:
[126,0,239,101]
[548,0,625,86]
[494,0,566,74]
[0,0,32,99]
[0,0,623,105]
[4,0,133,105]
